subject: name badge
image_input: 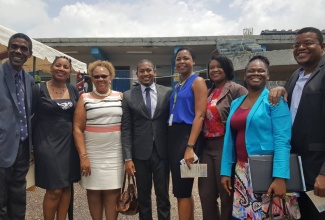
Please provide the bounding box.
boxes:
[168,114,173,126]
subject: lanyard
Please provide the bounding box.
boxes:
[169,73,195,126]
[172,72,195,112]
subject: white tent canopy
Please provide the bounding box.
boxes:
[0,25,87,73]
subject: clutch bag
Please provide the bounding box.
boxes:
[248,154,306,193]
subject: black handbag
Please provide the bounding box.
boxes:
[116,171,139,215]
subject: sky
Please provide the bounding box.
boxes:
[1,0,324,38]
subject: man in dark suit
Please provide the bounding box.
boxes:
[122,59,171,220]
[0,33,35,219]
[270,27,325,219]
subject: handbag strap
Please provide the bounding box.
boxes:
[127,173,137,194]
[267,194,288,219]
[121,171,127,192]
[122,171,137,194]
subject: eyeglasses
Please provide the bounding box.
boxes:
[292,42,320,49]
[93,74,110,79]
[9,44,30,53]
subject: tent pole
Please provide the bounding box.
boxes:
[33,57,36,78]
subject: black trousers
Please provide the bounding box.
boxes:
[298,191,325,220]
[0,140,30,220]
[133,145,170,220]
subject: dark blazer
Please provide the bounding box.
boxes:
[122,84,172,160]
[285,55,325,189]
[0,61,35,168]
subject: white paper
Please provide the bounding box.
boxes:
[180,164,207,178]
[306,190,325,213]
[26,162,35,189]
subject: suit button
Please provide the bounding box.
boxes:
[16,131,19,135]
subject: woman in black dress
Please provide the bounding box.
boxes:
[32,56,80,220]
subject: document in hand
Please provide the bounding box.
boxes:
[306,190,325,213]
[180,164,207,178]
[248,154,306,193]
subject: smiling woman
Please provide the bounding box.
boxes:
[73,60,123,220]
[198,54,247,220]
[220,55,300,219]
[167,47,208,220]
[243,55,270,95]
[32,56,81,220]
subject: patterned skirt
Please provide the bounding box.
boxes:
[232,161,301,219]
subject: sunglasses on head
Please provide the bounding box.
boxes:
[93,74,109,79]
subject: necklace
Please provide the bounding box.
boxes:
[49,81,66,95]
[179,72,195,87]
[93,88,111,97]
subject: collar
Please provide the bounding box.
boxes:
[8,62,23,77]
[298,68,311,79]
[140,83,156,93]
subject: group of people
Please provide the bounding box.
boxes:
[0,26,324,220]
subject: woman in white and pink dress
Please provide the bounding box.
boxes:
[73,60,123,220]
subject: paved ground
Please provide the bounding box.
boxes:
[26,178,203,220]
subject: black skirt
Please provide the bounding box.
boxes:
[167,123,196,198]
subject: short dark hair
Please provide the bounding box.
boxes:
[296,27,323,43]
[8,33,33,52]
[136,59,155,72]
[245,55,270,73]
[175,47,196,61]
[208,54,234,80]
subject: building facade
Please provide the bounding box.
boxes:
[36,30,325,91]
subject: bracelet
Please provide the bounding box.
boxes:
[80,153,88,159]
[186,144,195,148]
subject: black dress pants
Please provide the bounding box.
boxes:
[298,191,325,220]
[133,146,170,220]
[0,140,29,220]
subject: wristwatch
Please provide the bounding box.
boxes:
[186,144,195,148]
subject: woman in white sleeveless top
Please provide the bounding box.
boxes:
[73,60,123,220]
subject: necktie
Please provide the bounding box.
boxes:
[15,73,28,141]
[145,87,151,117]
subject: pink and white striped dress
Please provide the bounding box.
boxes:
[80,91,123,190]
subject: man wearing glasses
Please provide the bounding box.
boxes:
[0,33,35,219]
[270,27,325,219]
